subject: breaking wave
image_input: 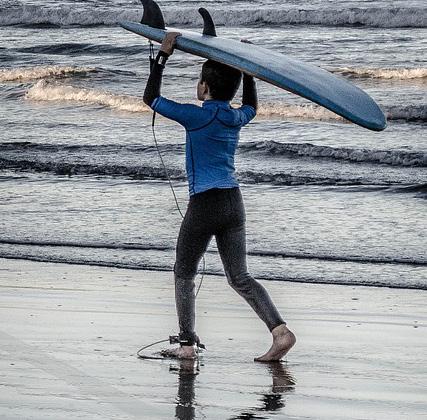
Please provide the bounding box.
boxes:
[2,141,424,168]
[25,81,427,123]
[26,80,149,112]
[240,141,427,167]
[0,5,425,28]
[257,103,340,120]
[0,156,186,180]
[198,7,427,28]
[332,67,427,80]
[0,153,409,185]
[0,66,97,82]
[384,105,427,122]
[0,157,424,183]
[1,138,425,187]
[0,157,322,184]
[261,103,427,122]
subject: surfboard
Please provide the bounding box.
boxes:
[120,0,386,132]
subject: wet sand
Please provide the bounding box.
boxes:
[0,258,426,419]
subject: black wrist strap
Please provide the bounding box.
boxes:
[157,54,168,67]
[156,51,170,67]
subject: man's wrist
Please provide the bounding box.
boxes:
[156,50,169,67]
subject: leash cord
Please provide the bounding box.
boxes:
[137,338,169,358]
[151,113,184,219]
[150,110,206,297]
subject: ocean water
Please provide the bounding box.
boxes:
[1,0,426,289]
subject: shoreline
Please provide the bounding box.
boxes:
[1,258,426,419]
[0,255,425,291]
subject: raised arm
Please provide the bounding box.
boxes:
[242,73,258,111]
[143,32,181,107]
[239,39,258,112]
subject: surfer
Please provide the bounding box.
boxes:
[143,32,296,361]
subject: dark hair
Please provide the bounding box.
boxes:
[201,60,242,101]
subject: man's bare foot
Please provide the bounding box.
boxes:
[159,345,197,360]
[254,324,296,362]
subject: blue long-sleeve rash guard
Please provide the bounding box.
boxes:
[151,96,256,195]
[143,51,257,196]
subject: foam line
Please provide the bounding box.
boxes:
[1,6,425,28]
[0,66,97,82]
[25,81,427,123]
[26,80,149,113]
[332,67,427,80]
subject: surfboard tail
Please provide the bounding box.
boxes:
[140,0,217,38]
[140,0,165,30]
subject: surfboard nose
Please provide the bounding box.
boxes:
[371,112,387,131]
[360,101,387,131]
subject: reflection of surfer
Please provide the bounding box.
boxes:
[230,363,296,419]
[174,360,198,420]
[173,359,295,420]
[143,32,296,361]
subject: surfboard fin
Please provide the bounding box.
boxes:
[140,0,166,30]
[198,8,217,37]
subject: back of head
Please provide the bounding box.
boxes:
[201,60,242,101]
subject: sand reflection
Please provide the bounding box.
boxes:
[171,360,295,420]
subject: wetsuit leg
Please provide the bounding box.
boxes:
[215,193,285,332]
[174,205,212,344]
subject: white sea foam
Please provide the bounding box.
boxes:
[256,103,341,121]
[26,80,149,113]
[25,81,426,122]
[26,82,339,119]
[333,67,427,79]
[256,104,427,122]
[188,7,427,28]
[0,5,137,27]
[0,66,97,82]
[1,5,425,28]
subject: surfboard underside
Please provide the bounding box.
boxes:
[120,21,387,132]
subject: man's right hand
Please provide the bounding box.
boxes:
[160,32,182,56]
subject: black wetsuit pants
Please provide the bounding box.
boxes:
[174,187,285,345]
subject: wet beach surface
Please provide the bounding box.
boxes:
[1,259,426,419]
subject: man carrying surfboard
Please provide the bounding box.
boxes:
[143,32,296,361]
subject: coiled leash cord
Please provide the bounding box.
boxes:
[136,41,206,359]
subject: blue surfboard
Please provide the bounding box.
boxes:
[120,1,386,132]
